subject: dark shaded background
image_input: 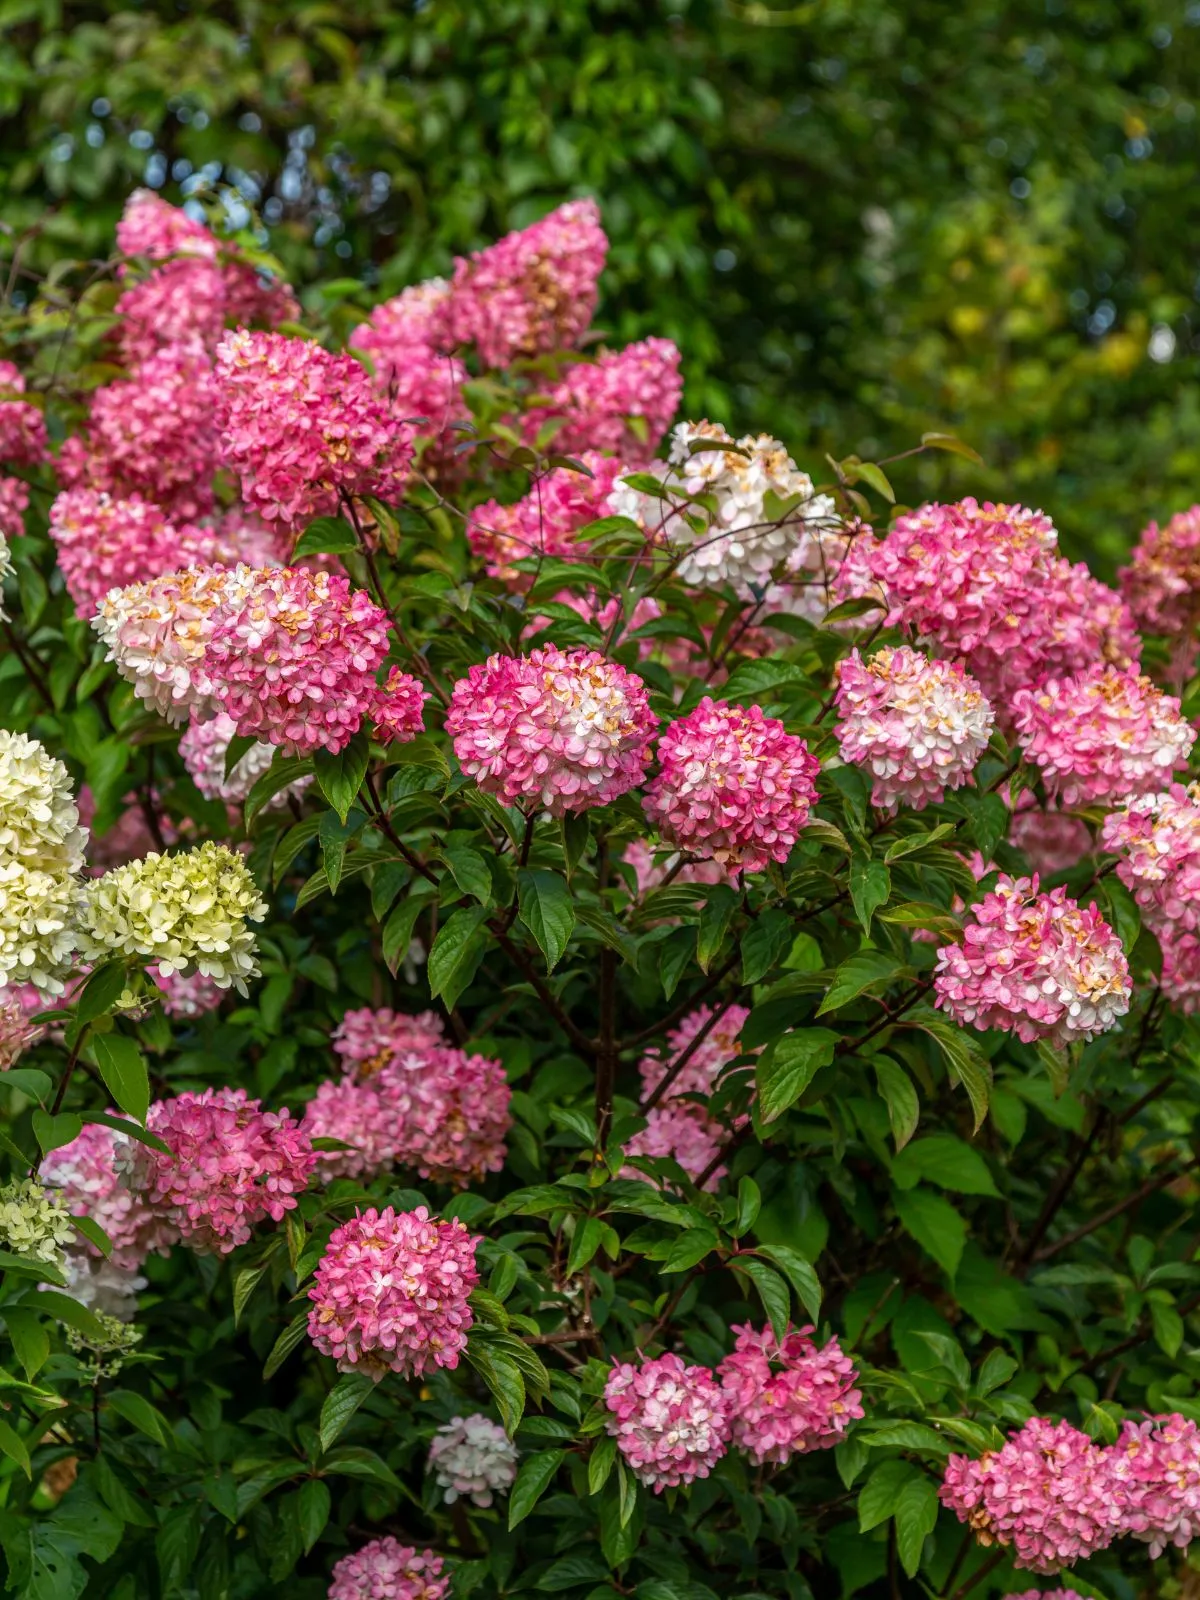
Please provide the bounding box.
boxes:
[3,0,1197,567]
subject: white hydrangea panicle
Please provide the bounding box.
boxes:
[0,861,81,994]
[0,729,88,873]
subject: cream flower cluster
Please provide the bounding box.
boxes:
[0,1178,75,1269]
[0,731,87,995]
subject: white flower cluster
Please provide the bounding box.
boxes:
[427,1413,520,1507]
[78,840,268,993]
[0,1178,75,1268]
[178,711,309,808]
[0,730,87,994]
[610,420,838,595]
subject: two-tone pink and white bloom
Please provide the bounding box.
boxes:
[327,1539,448,1600]
[604,1352,731,1491]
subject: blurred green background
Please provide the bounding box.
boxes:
[2,0,1197,568]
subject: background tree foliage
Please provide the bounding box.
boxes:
[2,0,1198,568]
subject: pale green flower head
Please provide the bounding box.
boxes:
[0,1178,75,1269]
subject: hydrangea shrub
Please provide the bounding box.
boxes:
[1,191,1200,1600]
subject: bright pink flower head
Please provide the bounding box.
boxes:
[717,1323,864,1467]
[446,646,657,815]
[520,337,683,462]
[307,1205,479,1380]
[371,667,428,746]
[644,698,819,876]
[214,329,414,532]
[467,454,626,584]
[638,1003,752,1104]
[604,1352,731,1491]
[940,1417,1123,1573]
[0,475,28,539]
[376,1045,511,1186]
[60,345,218,521]
[332,1006,446,1077]
[0,360,48,468]
[150,963,227,1020]
[350,283,468,481]
[0,983,46,1070]
[934,874,1131,1047]
[302,1076,398,1181]
[1159,928,1200,1013]
[623,1103,727,1189]
[1013,665,1195,808]
[133,1087,315,1254]
[1119,506,1200,637]
[447,199,607,367]
[834,646,994,814]
[205,566,391,755]
[1010,793,1093,881]
[1102,784,1200,934]
[114,259,228,366]
[327,1539,448,1600]
[117,190,218,261]
[41,1120,171,1270]
[1109,1413,1200,1558]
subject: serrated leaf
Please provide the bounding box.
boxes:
[756,1243,823,1323]
[232,1257,274,1328]
[895,1474,939,1576]
[858,1458,919,1532]
[427,905,490,1008]
[297,1478,331,1553]
[0,1417,30,1477]
[907,1011,992,1131]
[818,952,910,1017]
[740,908,793,984]
[756,1028,838,1122]
[382,893,427,976]
[465,1338,526,1435]
[890,1134,999,1197]
[82,1111,171,1156]
[508,1449,566,1529]
[518,868,576,972]
[736,1258,790,1343]
[292,516,358,557]
[75,960,129,1024]
[849,855,891,932]
[893,1186,966,1278]
[263,1313,310,1380]
[312,733,370,823]
[874,1057,920,1151]
[106,1386,172,1444]
[442,845,494,906]
[588,1434,618,1495]
[246,755,313,826]
[318,1371,375,1451]
[91,1033,149,1124]
[3,1308,49,1381]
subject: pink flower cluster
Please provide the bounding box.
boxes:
[638,1002,752,1104]
[940,1417,1122,1573]
[59,345,219,522]
[327,1539,448,1600]
[467,454,626,583]
[934,875,1131,1047]
[1009,794,1093,880]
[150,964,227,1020]
[446,199,607,367]
[371,666,429,746]
[214,330,415,532]
[604,1352,731,1491]
[1102,784,1200,933]
[834,646,994,814]
[446,646,657,815]
[0,983,46,1070]
[716,1324,864,1466]
[131,1088,316,1254]
[1119,505,1200,637]
[1110,1413,1200,1558]
[520,337,683,462]
[1012,666,1195,807]
[0,475,28,539]
[622,840,725,898]
[302,1077,400,1181]
[644,698,819,876]
[332,1006,446,1077]
[0,359,48,467]
[623,1103,727,1189]
[843,499,1140,705]
[1161,931,1200,1013]
[42,1121,171,1269]
[307,1205,479,1380]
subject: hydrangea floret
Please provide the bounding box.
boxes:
[327,1539,449,1600]
[717,1324,864,1466]
[426,1413,519,1507]
[604,1352,732,1491]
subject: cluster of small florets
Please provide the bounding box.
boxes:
[644,698,819,875]
[371,667,428,746]
[834,646,994,814]
[65,1312,144,1379]
[1009,794,1093,880]
[0,860,80,995]
[940,1417,1122,1572]
[204,565,393,755]
[446,199,607,367]
[42,1121,170,1271]
[1119,505,1200,638]
[612,421,837,595]
[307,1205,479,1380]
[1109,1413,1200,1558]
[331,1006,446,1077]
[0,359,48,468]
[426,1413,519,1507]
[0,481,27,544]
[841,499,1140,705]
[1012,666,1195,807]
[79,841,267,992]
[446,646,657,815]
[624,1101,727,1188]
[376,1045,512,1185]
[0,1178,75,1269]
[178,713,282,805]
[214,329,415,532]
[716,1324,865,1466]
[0,982,47,1069]
[520,337,683,462]
[467,454,627,582]
[0,730,87,874]
[934,875,1131,1047]
[327,1539,448,1600]
[1102,785,1200,934]
[604,1352,731,1491]
[129,1087,315,1254]
[302,1076,399,1181]
[638,1002,752,1104]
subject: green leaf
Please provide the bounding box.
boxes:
[696,884,738,973]
[297,1479,331,1554]
[920,431,984,464]
[76,961,128,1024]
[893,1187,966,1278]
[756,1243,823,1323]
[106,1387,172,1445]
[0,1067,51,1103]
[508,1449,566,1529]
[319,809,360,894]
[517,868,576,972]
[873,1057,920,1151]
[567,1215,607,1276]
[907,1011,992,1132]
[246,755,313,825]
[721,659,806,700]
[442,845,494,906]
[849,855,891,932]
[292,516,358,557]
[427,905,490,1008]
[736,1258,790,1342]
[588,1435,618,1496]
[818,952,910,1016]
[858,1458,919,1532]
[312,733,371,823]
[740,908,793,985]
[560,813,591,878]
[381,892,428,977]
[223,732,258,780]
[1036,1037,1071,1097]
[882,824,955,863]
[465,1338,526,1435]
[3,1309,49,1381]
[735,1176,761,1236]
[82,1111,171,1156]
[31,1111,83,1157]
[232,1255,274,1328]
[890,1135,999,1197]
[975,1349,1019,1396]
[91,1033,149,1124]
[755,1028,838,1122]
[0,1418,30,1478]
[661,1225,719,1273]
[263,1313,310,1380]
[318,1371,375,1451]
[894,1474,939,1576]
[1151,1296,1184,1358]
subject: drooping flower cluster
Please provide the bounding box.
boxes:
[1102,785,1200,933]
[467,454,627,583]
[612,421,838,594]
[214,329,415,532]
[371,667,428,747]
[446,646,657,814]
[841,499,1140,705]
[327,1540,448,1600]
[426,1413,519,1507]
[934,875,1131,1046]
[644,698,819,875]
[520,337,683,462]
[0,982,47,1069]
[79,841,267,992]
[1012,666,1195,807]
[129,1087,315,1254]
[940,1417,1122,1572]
[834,646,994,814]
[0,1178,75,1269]
[1119,506,1200,639]
[307,1205,479,1380]
[0,358,48,467]
[41,1121,170,1270]
[717,1324,864,1466]
[332,1006,446,1077]
[604,1353,731,1491]
[446,199,607,367]
[1109,1413,1200,1558]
